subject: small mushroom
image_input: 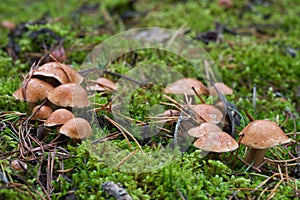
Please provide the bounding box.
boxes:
[239,120,292,167]
[190,104,223,124]
[188,122,222,138]
[164,78,208,103]
[47,83,90,108]
[208,82,233,96]
[11,160,27,171]
[13,78,54,102]
[44,109,75,127]
[87,77,116,92]
[31,105,53,120]
[193,131,238,153]
[59,118,92,139]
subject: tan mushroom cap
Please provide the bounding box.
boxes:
[33,62,83,85]
[155,109,180,117]
[33,62,69,85]
[188,122,222,138]
[194,131,238,153]
[208,82,233,96]
[190,104,223,124]
[11,160,27,171]
[239,120,291,149]
[59,118,92,139]
[31,105,53,120]
[47,83,90,108]
[13,78,54,102]
[164,78,208,95]
[59,63,83,84]
[44,109,75,126]
[88,77,116,91]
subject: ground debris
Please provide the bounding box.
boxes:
[102,181,133,200]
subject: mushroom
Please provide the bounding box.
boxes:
[31,105,53,120]
[11,160,27,171]
[87,77,116,92]
[188,122,222,138]
[13,78,54,103]
[164,78,208,103]
[239,120,292,167]
[208,82,233,96]
[59,118,92,139]
[190,104,223,124]
[44,109,75,127]
[33,62,83,86]
[47,83,90,108]
[193,130,238,153]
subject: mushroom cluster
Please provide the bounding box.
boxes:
[163,78,292,161]
[164,78,238,153]
[13,62,92,140]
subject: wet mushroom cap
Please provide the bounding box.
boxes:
[44,109,75,126]
[188,122,222,138]
[190,104,223,124]
[13,78,54,102]
[194,131,238,153]
[164,78,208,95]
[33,62,70,86]
[31,105,53,120]
[87,77,116,91]
[208,82,233,96]
[47,83,90,108]
[239,120,291,149]
[33,62,83,85]
[11,160,27,171]
[59,118,92,139]
[59,63,83,84]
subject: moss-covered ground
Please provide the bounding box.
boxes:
[0,0,300,199]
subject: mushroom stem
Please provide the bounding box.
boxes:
[245,148,266,167]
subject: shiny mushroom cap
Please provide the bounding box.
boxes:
[13,78,54,102]
[31,105,53,120]
[190,104,223,124]
[34,62,83,85]
[208,82,233,96]
[188,122,222,138]
[87,77,116,91]
[239,120,291,149]
[164,78,208,95]
[194,131,238,153]
[47,83,90,108]
[11,160,27,171]
[44,109,75,126]
[59,118,92,139]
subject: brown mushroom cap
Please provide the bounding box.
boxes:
[188,122,222,138]
[33,62,83,85]
[44,109,75,126]
[31,105,53,120]
[155,109,180,117]
[11,160,27,171]
[47,83,90,108]
[164,78,208,95]
[194,131,238,153]
[33,62,69,86]
[190,104,223,124]
[239,120,291,149]
[208,82,233,96]
[59,63,83,84]
[59,118,92,139]
[13,78,54,102]
[87,77,116,91]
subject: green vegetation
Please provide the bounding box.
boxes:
[0,0,299,199]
